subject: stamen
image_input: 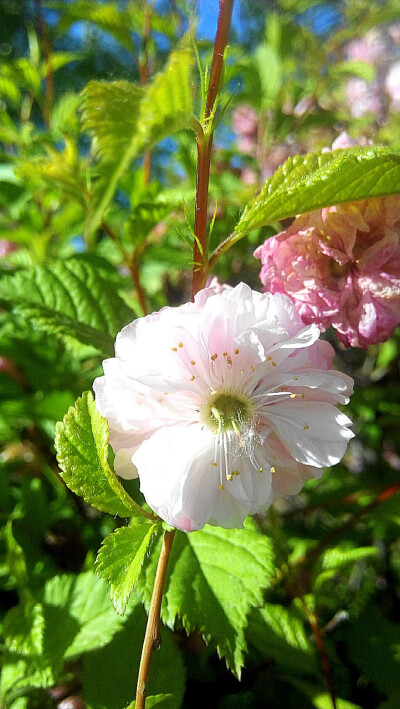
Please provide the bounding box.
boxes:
[234,348,239,355]
[219,484,225,491]
[211,354,218,361]
[270,466,276,473]
[178,342,183,348]
[304,424,309,430]
[171,347,177,352]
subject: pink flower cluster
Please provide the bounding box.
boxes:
[255,197,400,348]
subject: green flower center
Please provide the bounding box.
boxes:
[201,392,254,434]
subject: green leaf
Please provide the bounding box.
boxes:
[82,80,144,166]
[48,1,137,54]
[248,602,317,675]
[0,572,132,704]
[290,679,362,709]
[0,257,132,356]
[138,520,275,677]
[82,603,185,709]
[96,522,161,614]
[320,545,378,571]
[233,147,400,240]
[5,520,28,590]
[126,696,174,709]
[42,571,130,659]
[0,601,54,702]
[55,391,148,519]
[16,139,87,203]
[82,48,196,234]
[345,606,400,695]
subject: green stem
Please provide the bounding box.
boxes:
[135,529,175,709]
[192,0,234,298]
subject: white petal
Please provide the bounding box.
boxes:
[264,401,354,467]
[132,424,274,531]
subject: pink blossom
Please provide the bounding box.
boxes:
[385,61,400,107]
[344,31,384,64]
[94,284,353,532]
[0,240,18,258]
[345,78,382,118]
[330,131,371,150]
[254,197,400,348]
[232,105,258,154]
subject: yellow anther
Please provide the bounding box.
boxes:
[223,352,228,357]
[219,484,225,491]
[233,470,240,476]
[171,347,177,352]
[191,360,196,365]
[234,348,239,355]
[240,369,244,374]
[211,354,218,361]
[293,376,298,381]
[272,361,277,367]
[211,462,218,467]
[227,357,232,365]
[270,466,276,473]
[267,356,272,361]
[290,393,296,399]
[258,467,263,473]
[190,375,195,381]
[226,474,233,481]
[250,366,255,371]
[178,342,183,348]
[304,424,309,430]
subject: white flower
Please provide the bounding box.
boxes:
[94,284,354,532]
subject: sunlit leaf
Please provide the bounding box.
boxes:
[55,391,147,518]
[137,519,275,676]
[96,522,161,614]
[233,147,400,240]
[0,257,132,355]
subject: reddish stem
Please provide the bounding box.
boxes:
[192,0,234,298]
[101,221,148,315]
[306,607,337,709]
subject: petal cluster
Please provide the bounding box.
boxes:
[94,284,354,532]
[255,197,400,348]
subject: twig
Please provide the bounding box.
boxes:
[135,529,176,709]
[101,220,148,315]
[303,602,337,709]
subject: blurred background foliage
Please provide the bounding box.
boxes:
[1,1,400,708]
